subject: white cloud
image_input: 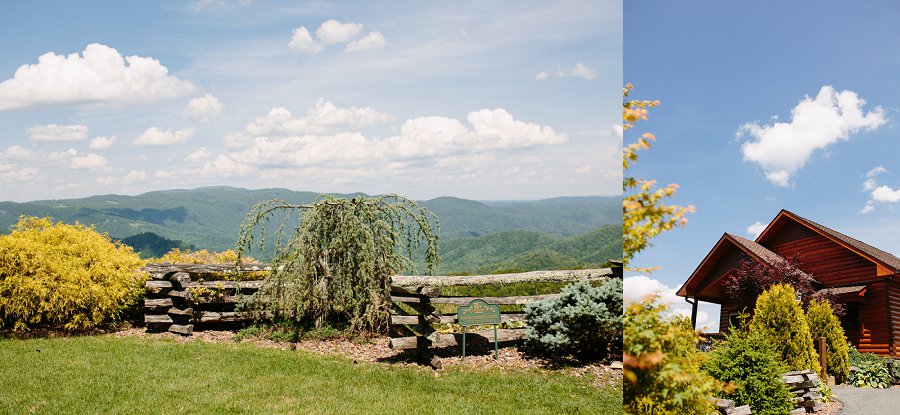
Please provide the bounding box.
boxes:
[134,127,195,146]
[872,185,900,202]
[345,31,386,52]
[0,166,37,182]
[861,166,899,213]
[747,221,767,238]
[122,170,146,184]
[50,148,78,160]
[182,94,224,122]
[739,86,887,187]
[624,275,714,331]
[535,63,598,81]
[185,147,211,163]
[27,124,88,142]
[245,99,390,137]
[612,124,623,138]
[867,166,888,177]
[576,164,592,174]
[570,62,598,80]
[0,43,195,110]
[289,20,383,54]
[288,27,322,54]
[70,153,108,170]
[89,135,117,150]
[223,107,566,169]
[2,145,37,160]
[201,154,256,177]
[316,20,363,46]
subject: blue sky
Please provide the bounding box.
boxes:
[624,1,900,330]
[0,0,621,202]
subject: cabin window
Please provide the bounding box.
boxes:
[841,303,861,333]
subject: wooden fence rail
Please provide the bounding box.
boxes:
[141,263,621,342]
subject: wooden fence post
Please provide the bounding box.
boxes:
[818,336,827,384]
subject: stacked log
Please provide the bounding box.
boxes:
[781,370,823,414]
[142,263,269,335]
[713,398,751,415]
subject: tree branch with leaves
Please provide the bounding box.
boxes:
[622,84,695,271]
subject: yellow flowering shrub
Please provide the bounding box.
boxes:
[156,248,258,264]
[0,216,146,332]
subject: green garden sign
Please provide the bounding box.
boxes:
[457,299,501,360]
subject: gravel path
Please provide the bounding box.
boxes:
[833,385,900,415]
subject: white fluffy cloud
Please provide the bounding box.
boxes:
[860,166,898,213]
[0,166,37,182]
[70,153,108,170]
[214,107,567,176]
[89,135,117,150]
[345,31,386,52]
[134,127,195,146]
[289,20,384,54]
[747,221,767,238]
[288,27,322,54]
[246,99,390,136]
[122,170,146,184]
[740,86,886,187]
[182,94,224,122]
[624,275,715,331]
[27,124,88,141]
[316,20,363,45]
[0,43,195,110]
[535,62,598,81]
[2,145,37,160]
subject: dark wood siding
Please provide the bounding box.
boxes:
[854,281,891,355]
[719,301,742,334]
[889,278,900,357]
[765,221,878,286]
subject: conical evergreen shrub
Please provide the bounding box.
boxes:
[749,284,820,374]
[806,299,850,382]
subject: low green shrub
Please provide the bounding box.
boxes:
[524,279,622,360]
[805,299,850,382]
[848,361,892,388]
[702,330,793,415]
[0,217,146,332]
[623,298,719,415]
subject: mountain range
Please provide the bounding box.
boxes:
[0,186,621,273]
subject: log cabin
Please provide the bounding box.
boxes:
[677,209,900,357]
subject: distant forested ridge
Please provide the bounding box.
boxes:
[0,186,621,270]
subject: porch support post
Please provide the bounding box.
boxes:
[685,296,698,329]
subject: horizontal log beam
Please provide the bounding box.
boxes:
[145,315,173,324]
[195,311,255,323]
[393,294,556,305]
[183,281,264,289]
[391,268,613,290]
[144,298,174,308]
[389,328,526,350]
[146,280,173,289]
[143,263,272,274]
[391,313,526,325]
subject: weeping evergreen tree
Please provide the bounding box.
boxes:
[237,194,440,334]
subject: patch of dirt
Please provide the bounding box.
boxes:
[816,400,842,415]
[110,328,619,388]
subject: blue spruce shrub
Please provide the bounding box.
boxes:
[524,278,622,360]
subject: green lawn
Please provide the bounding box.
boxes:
[0,336,619,414]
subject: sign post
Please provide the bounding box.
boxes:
[457,299,501,360]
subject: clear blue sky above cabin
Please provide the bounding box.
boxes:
[624,0,900,330]
[0,0,621,202]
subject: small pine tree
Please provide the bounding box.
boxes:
[749,284,821,374]
[806,299,850,382]
[524,279,622,360]
[703,329,794,415]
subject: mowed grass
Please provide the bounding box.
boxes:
[0,336,619,414]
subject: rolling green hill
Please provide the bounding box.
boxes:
[0,187,620,254]
[429,224,621,275]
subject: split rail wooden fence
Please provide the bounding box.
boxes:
[142,263,622,344]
